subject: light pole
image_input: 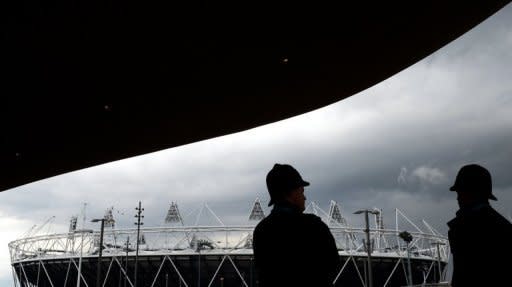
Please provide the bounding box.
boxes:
[431,241,446,282]
[399,231,413,286]
[354,209,379,287]
[91,218,106,287]
[134,202,144,287]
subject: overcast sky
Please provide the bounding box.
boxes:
[2,4,512,286]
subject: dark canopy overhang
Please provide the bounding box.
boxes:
[2,1,510,191]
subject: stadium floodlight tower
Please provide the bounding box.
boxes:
[354,209,379,287]
[248,198,265,222]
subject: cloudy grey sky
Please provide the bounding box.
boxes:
[2,4,512,285]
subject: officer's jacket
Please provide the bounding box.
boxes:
[447,203,512,287]
[253,203,340,287]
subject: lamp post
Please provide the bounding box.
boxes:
[399,231,413,286]
[431,241,446,282]
[91,218,106,287]
[354,209,379,287]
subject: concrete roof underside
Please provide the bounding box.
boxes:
[2,1,510,191]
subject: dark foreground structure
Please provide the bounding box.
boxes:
[10,201,448,287]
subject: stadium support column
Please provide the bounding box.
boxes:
[134,202,144,287]
[75,229,93,287]
[432,241,446,283]
[124,237,131,287]
[354,209,379,287]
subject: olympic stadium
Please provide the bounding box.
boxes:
[9,200,449,287]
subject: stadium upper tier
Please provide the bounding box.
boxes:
[9,200,449,263]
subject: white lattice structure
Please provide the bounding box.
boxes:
[9,200,449,287]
